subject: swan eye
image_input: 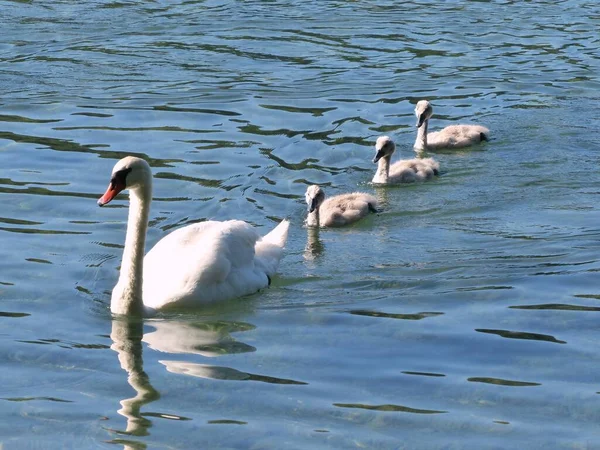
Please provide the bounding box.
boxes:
[111,167,133,187]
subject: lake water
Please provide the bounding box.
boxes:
[1,1,600,448]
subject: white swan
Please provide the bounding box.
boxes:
[305,185,378,227]
[98,156,290,316]
[372,136,440,184]
[414,100,490,152]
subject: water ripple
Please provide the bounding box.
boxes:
[475,329,567,345]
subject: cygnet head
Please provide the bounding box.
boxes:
[305,185,325,213]
[98,156,152,206]
[415,100,433,127]
[373,136,396,163]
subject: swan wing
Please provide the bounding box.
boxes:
[142,220,265,309]
[389,158,439,183]
[319,194,377,226]
[428,125,489,149]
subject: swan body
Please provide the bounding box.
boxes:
[414,100,489,152]
[372,136,439,184]
[305,185,377,227]
[98,156,289,316]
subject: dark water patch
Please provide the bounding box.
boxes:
[153,105,241,117]
[238,123,304,138]
[54,125,218,134]
[72,343,111,349]
[182,139,258,150]
[260,104,336,116]
[467,377,541,387]
[94,241,125,249]
[574,294,600,300]
[510,303,600,312]
[253,188,298,200]
[0,311,30,318]
[494,420,511,425]
[261,148,349,174]
[153,40,313,65]
[25,258,52,264]
[350,310,443,321]
[334,403,447,414]
[75,285,93,295]
[2,396,73,403]
[154,171,222,188]
[476,328,566,344]
[371,124,405,133]
[0,114,61,123]
[71,112,113,118]
[402,371,446,378]
[456,285,513,292]
[208,419,247,425]
[17,338,109,349]
[0,183,106,201]
[0,226,90,235]
[0,282,15,286]
[0,131,180,167]
[0,178,69,187]
[332,116,375,127]
[322,135,373,147]
[0,217,41,226]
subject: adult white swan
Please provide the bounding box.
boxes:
[98,156,290,316]
[414,100,489,152]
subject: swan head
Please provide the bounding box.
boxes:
[98,156,152,206]
[373,136,396,163]
[415,100,433,128]
[305,185,325,213]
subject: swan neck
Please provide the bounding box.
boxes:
[307,207,320,227]
[373,156,390,183]
[112,183,151,316]
[414,120,428,151]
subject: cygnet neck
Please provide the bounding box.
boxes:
[414,119,428,151]
[307,206,320,227]
[373,154,391,184]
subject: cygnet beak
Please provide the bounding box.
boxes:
[373,149,385,163]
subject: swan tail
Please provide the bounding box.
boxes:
[262,219,290,247]
[255,219,290,275]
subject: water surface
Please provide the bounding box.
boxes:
[1,1,600,448]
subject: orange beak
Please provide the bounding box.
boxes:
[98,182,125,206]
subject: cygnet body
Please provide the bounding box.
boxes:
[414,100,489,152]
[305,185,378,227]
[372,136,439,184]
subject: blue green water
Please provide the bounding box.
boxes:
[1,1,600,448]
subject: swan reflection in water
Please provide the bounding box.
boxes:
[303,227,324,263]
[109,318,158,441]
[108,316,305,445]
[107,317,257,444]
